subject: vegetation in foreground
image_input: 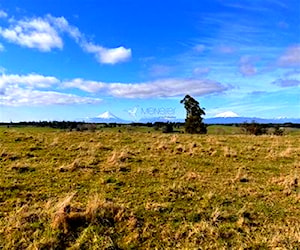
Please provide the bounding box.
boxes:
[0,127,299,249]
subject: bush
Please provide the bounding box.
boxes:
[273,126,284,136]
[241,122,267,135]
[162,123,174,133]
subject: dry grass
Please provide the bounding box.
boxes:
[0,127,299,249]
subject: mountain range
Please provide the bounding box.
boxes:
[204,117,300,124]
[86,111,300,124]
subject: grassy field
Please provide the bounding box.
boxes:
[0,126,299,249]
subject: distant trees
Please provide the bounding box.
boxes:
[180,95,207,134]
[241,122,266,135]
[241,122,285,136]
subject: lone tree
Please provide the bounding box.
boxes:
[180,95,207,134]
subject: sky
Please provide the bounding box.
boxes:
[0,0,299,122]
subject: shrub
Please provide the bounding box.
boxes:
[241,122,267,135]
[162,123,174,133]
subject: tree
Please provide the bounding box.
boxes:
[180,95,207,134]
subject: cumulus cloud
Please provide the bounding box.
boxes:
[0,73,59,89]
[83,42,131,64]
[239,56,258,76]
[0,73,102,106]
[0,17,63,51]
[278,45,300,67]
[0,13,132,64]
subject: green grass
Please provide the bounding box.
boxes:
[207,125,243,135]
[0,127,299,249]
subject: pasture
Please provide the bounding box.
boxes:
[0,126,299,249]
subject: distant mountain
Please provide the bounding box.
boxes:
[86,111,300,124]
[215,111,239,118]
[139,115,300,124]
[204,117,300,124]
[87,111,129,123]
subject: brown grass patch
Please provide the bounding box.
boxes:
[51,193,126,234]
[182,171,202,181]
[272,173,299,196]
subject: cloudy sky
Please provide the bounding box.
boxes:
[0,0,299,122]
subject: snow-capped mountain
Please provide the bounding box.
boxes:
[85,111,300,124]
[214,111,239,118]
[204,111,300,124]
[87,111,129,123]
[96,111,118,119]
[204,116,300,124]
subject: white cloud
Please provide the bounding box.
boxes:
[63,78,105,93]
[46,15,81,41]
[0,17,63,51]
[0,10,8,19]
[107,78,227,98]
[0,73,59,89]
[0,88,101,106]
[0,13,132,64]
[0,73,101,106]
[0,43,4,51]
[278,45,300,67]
[48,14,132,64]
[63,77,227,98]
[1,73,227,105]
[48,15,132,64]
[83,42,131,64]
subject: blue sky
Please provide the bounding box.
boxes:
[0,0,299,122]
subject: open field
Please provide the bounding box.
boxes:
[0,127,299,249]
